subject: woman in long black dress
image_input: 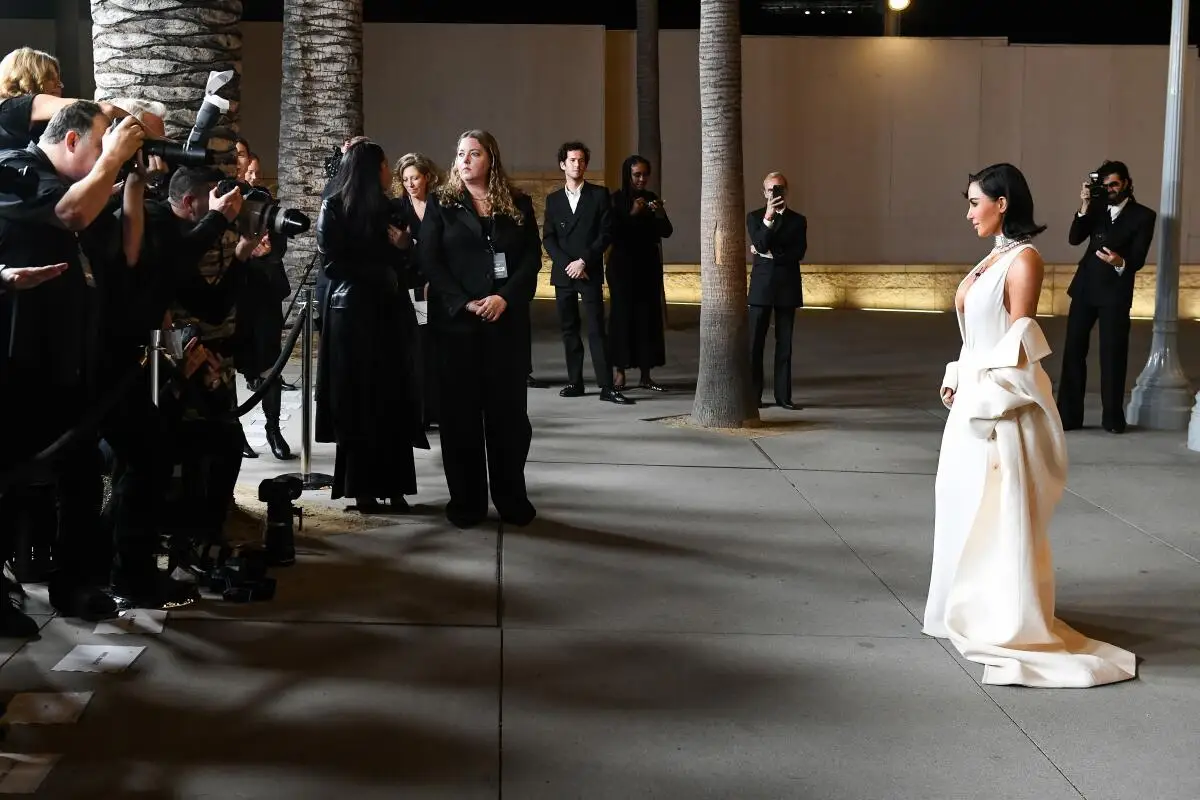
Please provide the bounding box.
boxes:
[315,141,428,512]
[607,155,673,392]
[414,130,541,529]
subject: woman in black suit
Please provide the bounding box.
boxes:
[608,155,673,392]
[392,152,443,429]
[315,141,428,513]
[415,130,541,529]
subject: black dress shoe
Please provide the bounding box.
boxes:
[600,388,634,405]
[49,583,117,622]
[638,381,668,392]
[266,425,295,460]
[242,441,259,459]
[499,500,536,527]
[777,401,803,411]
[527,375,547,389]
[446,504,487,529]
[0,607,39,638]
[1103,424,1127,434]
[559,384,585,398]
[280,380,299,391]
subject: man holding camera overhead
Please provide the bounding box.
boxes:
[746,171,808,411]
[0,101,145,628]
[1057,161,1156,434]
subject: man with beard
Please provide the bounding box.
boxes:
[1057,161,1156,434]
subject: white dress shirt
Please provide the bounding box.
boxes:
[565,184,582,213]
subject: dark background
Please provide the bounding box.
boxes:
[0,0,1194,45]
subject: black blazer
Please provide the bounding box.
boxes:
[415,191,542,325]
[746,207,808,308]
[1067,199,1156,308]
[542,181,612,295]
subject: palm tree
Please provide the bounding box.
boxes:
[276,0,364,285]
[636,0,661,193]
[692,0,755,428]
[91,0,243,167]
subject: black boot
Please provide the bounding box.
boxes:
[262,379,294,460]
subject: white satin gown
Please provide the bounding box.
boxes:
[922,243,1137,688]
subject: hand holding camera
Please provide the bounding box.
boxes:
[765,185,785,220]
[102,116,146,165]
[210,183,244,223]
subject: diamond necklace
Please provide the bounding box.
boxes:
[973,234,1030,277]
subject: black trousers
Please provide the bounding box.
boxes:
[174,420,244,544]
[102,375,174,585]
[437,310,533,519]
[0,371,108,585]
[749,305,796,404]
[1056,299,1132,430]
[555,287,610,389]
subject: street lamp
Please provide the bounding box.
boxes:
[884,0,909,34]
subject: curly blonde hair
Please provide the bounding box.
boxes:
[391,151,442,199]
[0,47,60,99]
[437,129,525,224]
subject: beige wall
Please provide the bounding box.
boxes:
[240,23,607,178]
[7,20,1200,275]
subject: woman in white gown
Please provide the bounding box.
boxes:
[923,163,1136,688]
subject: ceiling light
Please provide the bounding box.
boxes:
[887,0,911,10]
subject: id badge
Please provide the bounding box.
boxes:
[492,252,509,279]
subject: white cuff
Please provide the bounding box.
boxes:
[762,217,775,228]
[1114,265,1126,276]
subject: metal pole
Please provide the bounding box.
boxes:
[300,288,313,477]
[284,289,333,489]
[1128,0,1194,431]
[149,329,162,407]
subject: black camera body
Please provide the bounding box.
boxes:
[1087,172,1106,203]
[205,545,277,603]
[215,179,311,239]
[258,475,301,567]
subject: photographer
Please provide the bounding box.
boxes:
[153,167,257,549]
[235,156,295,460]
[747,171,808,410]
[0,101,145,630]
[1056,161,1156,434]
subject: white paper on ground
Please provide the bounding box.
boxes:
[93,608,167,635]
[51,645,145,673]
[4,693,92,725]
[0,754,60,793]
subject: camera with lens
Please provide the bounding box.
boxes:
[1087,172,1105,203]
[258,475,301,567]
[215,178,311,239]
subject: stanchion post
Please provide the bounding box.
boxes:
[149,329,162,407]
[284,289,333,490]
[300,287,313,476]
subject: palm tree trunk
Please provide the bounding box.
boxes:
[277,0,364,286]
[91,0,242,167]
[636,0,661,193]
[692,0,755,428]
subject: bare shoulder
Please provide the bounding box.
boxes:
[1008,246,1045,283]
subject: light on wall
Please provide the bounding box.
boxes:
[887,0,911,10]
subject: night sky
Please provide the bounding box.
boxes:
[1,0,1194,45]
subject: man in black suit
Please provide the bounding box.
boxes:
[1057,160,1156,434]
[543,141,632,404]
[747,171,808,410]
